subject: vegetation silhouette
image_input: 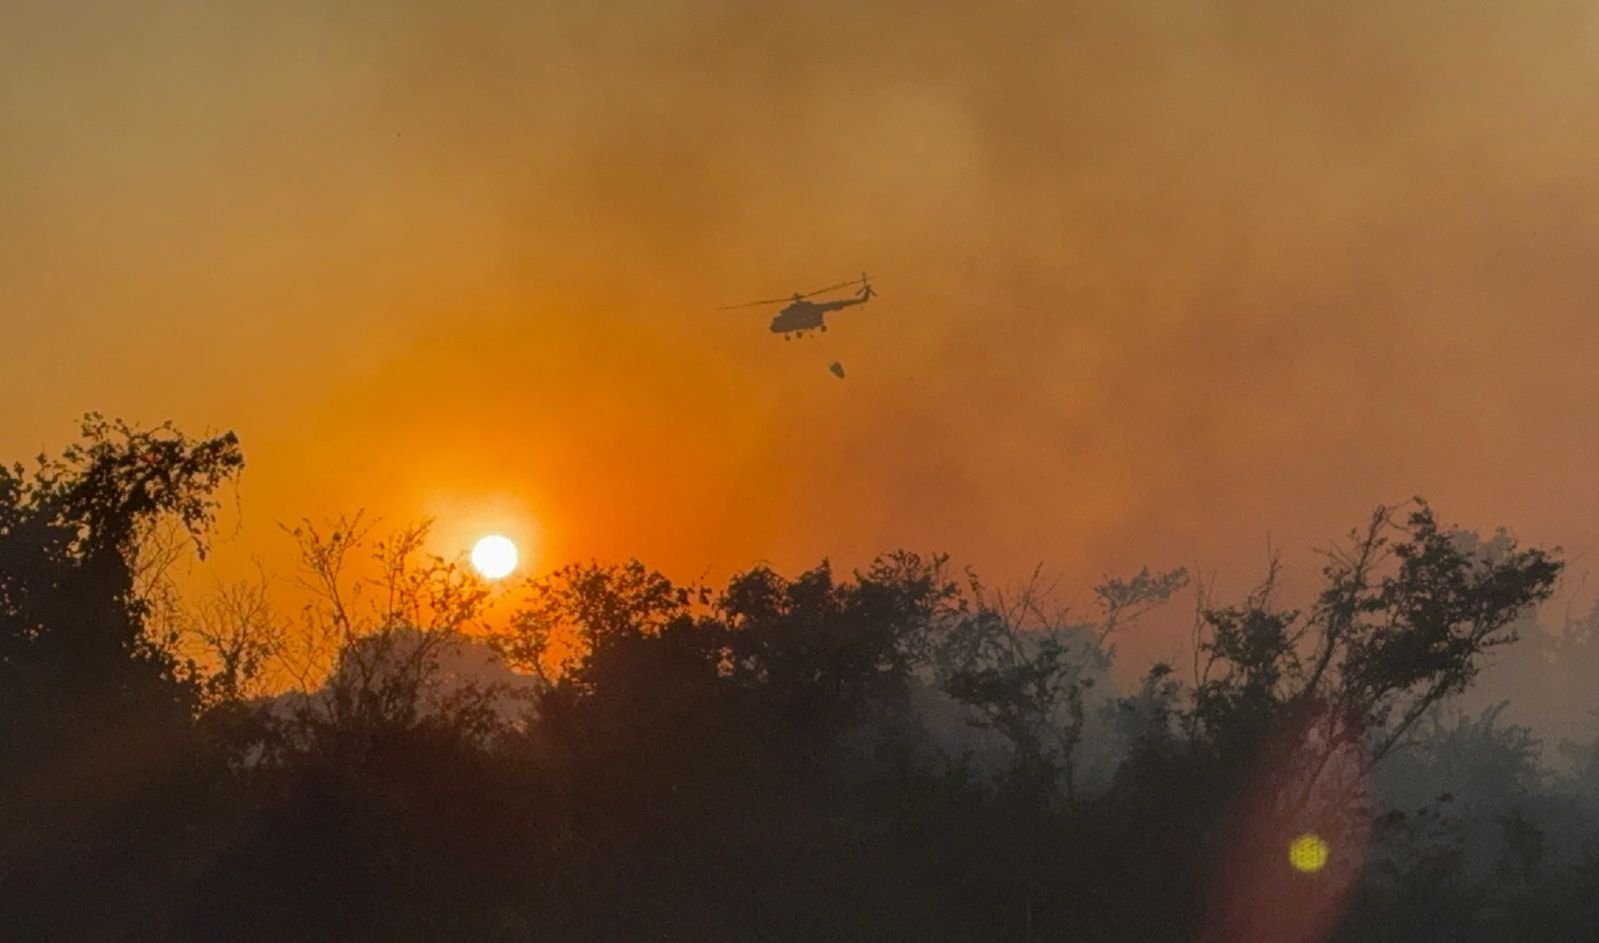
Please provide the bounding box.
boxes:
[2,418,1596,942]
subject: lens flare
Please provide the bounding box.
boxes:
[1288,833,1330,874]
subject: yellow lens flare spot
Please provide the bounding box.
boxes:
[471,534,519,580]
[1288,833,1330,874]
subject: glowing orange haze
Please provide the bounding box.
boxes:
[5,1,1599,671]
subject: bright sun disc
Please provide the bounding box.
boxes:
[1288,833,1330,874]
[471,534,518,579]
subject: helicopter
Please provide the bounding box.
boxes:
[719,273,875,339]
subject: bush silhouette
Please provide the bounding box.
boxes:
[2,419,1594,943]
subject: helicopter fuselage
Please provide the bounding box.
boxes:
[769,294,869,337]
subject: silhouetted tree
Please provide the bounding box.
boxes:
[936,565,1187,804]
[1097,500,1563,943]
[0,415,242,938]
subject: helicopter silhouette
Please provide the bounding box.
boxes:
[719,273,875,339]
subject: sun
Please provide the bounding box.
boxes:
[471,534,519,580]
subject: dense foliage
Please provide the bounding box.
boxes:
[2,420,1594,942]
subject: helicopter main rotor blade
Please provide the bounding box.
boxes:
[798,279,860,298]
[716,297,791,310]
[717,273,873,309]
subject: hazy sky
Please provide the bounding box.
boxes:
[5,1,1599,666]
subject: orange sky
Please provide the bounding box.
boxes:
[5,1,1599,670]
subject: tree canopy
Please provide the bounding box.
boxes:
[1,420,1591,943]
